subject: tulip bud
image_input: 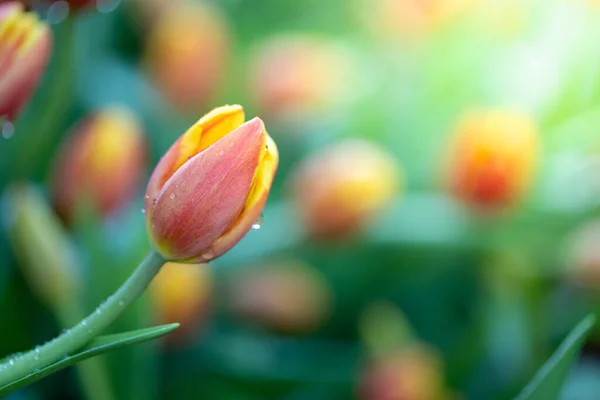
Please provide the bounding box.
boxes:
[50,105,146,221]
[358,0,474,41]
[443,109,538,211]
[144,104,279,263]
[359,345,449,400]
[3,184,79,311]
[564,219,600,289]
[149,262,212,344]
[145,1,230,112]
[228,260,332,334]
[291,139,401,239]
[0,2,52,121]
[249,35,353,121]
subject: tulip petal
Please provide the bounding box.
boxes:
[144,104,245,207]
[206,133,279,261]
[149,117,266,261]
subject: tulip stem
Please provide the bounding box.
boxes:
[0,249,165,387]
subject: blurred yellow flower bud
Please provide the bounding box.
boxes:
[291,139,402,239]
[50,105,146,221]
[4,184,79,312]
[228,260,332,334]
[144,105,279,263]
[359,345,449,400]
[0,2,52,121]
[358,0,474,41]
[443,109,538,211]
[149,262,212,344]
[249,35,353,121]
[145,1,230,112]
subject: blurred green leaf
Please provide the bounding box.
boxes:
[0,324,179,397]
[515,314,595,400]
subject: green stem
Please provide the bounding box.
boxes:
[0,250,165,386]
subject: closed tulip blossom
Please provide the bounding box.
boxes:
[0,2,52,121]
[144,104,279,263]
[292,139,402,239]
[51,106,146,221]
[443,109,538,210]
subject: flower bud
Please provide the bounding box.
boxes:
[358,0,474,41]
[359,345,448,400]
[564,219,600,289]
[144,104,279,263]
[249,35,353,121]
[145,1,230,112]
[149,262,212,344]
[443,109,538,210]
[291,139,402,239]
[50,105,146,221]
[0,2,52,121]
[228,260,332,334]
[4,184,79,311]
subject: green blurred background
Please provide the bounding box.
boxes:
[3,0,600,399]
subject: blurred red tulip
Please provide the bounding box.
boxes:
[51,105,146,221]
[249,35,353,121]
[0,2,51,121]
[292,139,402,239]
[359,345,449,400]
[443,109,538,211]
[144,105,279,263]
[145,1,230,112]
[149,262,212,344]
[228,260,332,334]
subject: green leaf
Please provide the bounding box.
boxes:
[0,323,179,397]
[515,314,596,400]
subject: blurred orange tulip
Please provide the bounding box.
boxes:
[249,35,353,121]
[0,2,52,121]
[50,105,146,221]
[292,139,402,239]
[358,0,474,40]
[443,109,538,211]
[145,1,230,112]
[228,260,332,333]
[149,262,212,343]
[359,345,449,400]
[144,105,279,263]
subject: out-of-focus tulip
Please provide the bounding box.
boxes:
[4,184,79,311]
[249,35,353,121]
[144,104,279,263]
[291,139,402,239]
[359,345,449,400]
[228,260,332,333]
[358,0,474,41]
[145,1,230,112]
[443,109,538,211]
[564,219,600,289]
[50,105,146,221]
[0,2,52,121]
[149,262,212,343]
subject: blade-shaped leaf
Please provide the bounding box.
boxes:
[515,314,596,400]
[0,323,179,397]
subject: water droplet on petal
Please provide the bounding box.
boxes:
[219,150,224,156]
[252,213,264,230]
[202,250,215,260]
[141,208,146,214]
[169,193,176,200]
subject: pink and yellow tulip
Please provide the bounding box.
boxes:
[51,105,146,220]
[144,104,279,263]
[0,2,52,121]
